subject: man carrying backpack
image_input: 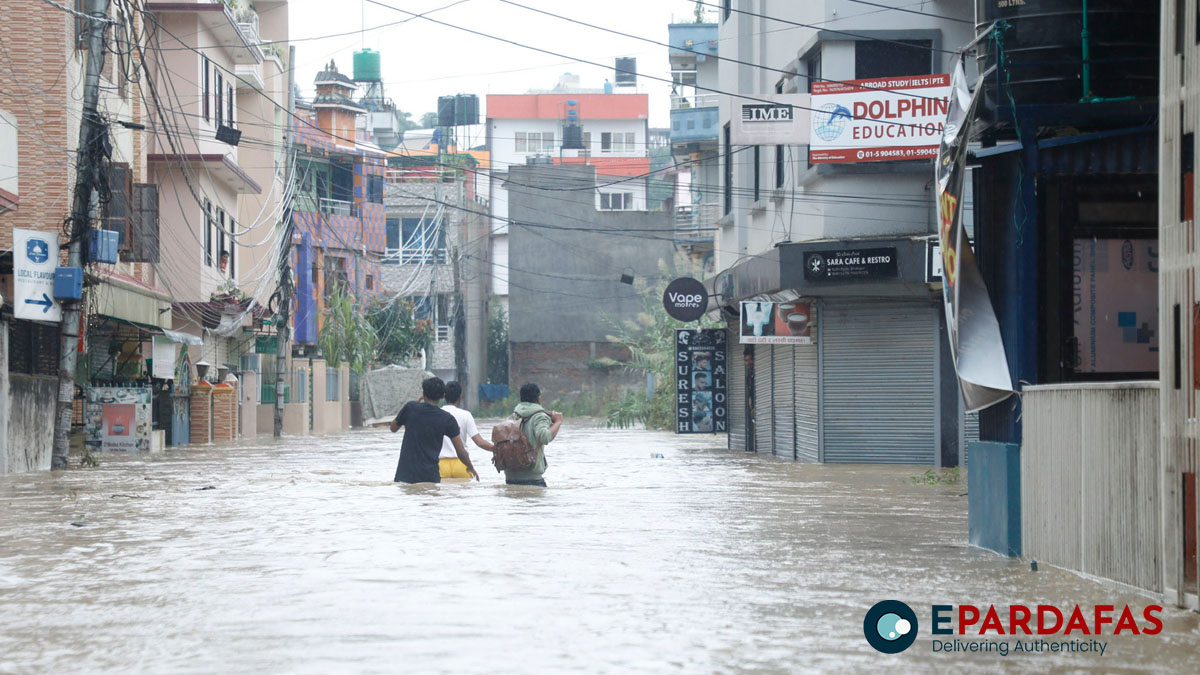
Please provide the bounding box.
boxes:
[493,383,562,487]
[390,377,479,484]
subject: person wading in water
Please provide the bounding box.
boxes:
[437,381,494,479]
[390,377,479,484]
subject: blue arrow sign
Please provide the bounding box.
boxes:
[24,293,54,313]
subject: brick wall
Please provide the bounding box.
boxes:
[211,383,236,443]
[190,385,212,444]
[510,341,641,400]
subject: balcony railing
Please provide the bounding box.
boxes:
[234,9,265,62]
[671,94,719,110]
[319,198,354,217]
[674,203,719,245]
[436,325,452,342]
[385,167,460,183]
[383,247,449,265]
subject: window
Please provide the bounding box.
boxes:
[204,200,213,266]
[216,72,224,127]
[385,217,401,261]
[752,145,760,202]
[103,163,131,248]
[365,274,374,291]
[226,226,236,278]
[202,57,210,121]
[368,174,383,204]
[804,51,822,93]
[582,132,591,150]
[515,131,554,152]
[601,132,636,153]
[400,217,446,263]
[324,257,348,298]
[128,183,159,263]
[723,124,732,215]
[599,192,633,210]
[722,0,731,22]
[774,146,786,189]
[74,0,90,49]
[854,40,933,80]
[227,84,234,128]
[435,294,453,342]
[216,208,226,274]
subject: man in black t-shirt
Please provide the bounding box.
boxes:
[390,377,480,483]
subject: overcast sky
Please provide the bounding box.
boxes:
[286,0,711,131]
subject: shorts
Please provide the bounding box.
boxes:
[506,478,547,487]
[439,457,472,479]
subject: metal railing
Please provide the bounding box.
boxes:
[436,325,452,342]
[671,93,719,110]
[319,198,354,217]
[383,247,449,265]
[326,368,341,402]
[385,167,459,183]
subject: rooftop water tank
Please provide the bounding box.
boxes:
[353,49,381,83]
[975,0,1158,106]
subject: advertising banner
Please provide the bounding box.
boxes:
[1073,238,1159,373]
[740,301,814,344]
[729,94,812,145]
[809,74,950,164]
[152,336,176,380]
[12,228,62,322]
[936,60,1014,412]
[676,329,727,434]
[84,387,153,452]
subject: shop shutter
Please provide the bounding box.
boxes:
[794,343,819,462]
[772,345,795,458]
[727,326,746,451]
[821,301,937,464]
[962,411,981,467]
[755,345,774,455]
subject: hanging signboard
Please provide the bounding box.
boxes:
[809,74,950,163]
[84,386,153,452]
[676,329,727,434]
[662,277,709,322]
[12,228,62,322]
[740,301,814,344]
[152,336,176,380]
[936,59,1014,412]
[728,93,812,145]
[1072,238,1159,373]
[803,247,898,281]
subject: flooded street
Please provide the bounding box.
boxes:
[1,422,1198,674]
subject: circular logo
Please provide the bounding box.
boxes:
[813,103,851,142]
[863,600,918,654]
[807,254,824,276]
[662,277,708,322]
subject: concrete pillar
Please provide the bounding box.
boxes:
[190,383,213,444]
[240,370,258,438]
[211,382,237,443]
[311,359,327,434]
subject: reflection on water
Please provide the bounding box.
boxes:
[0,423,1197,673]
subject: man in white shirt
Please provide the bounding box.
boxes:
[438,381,495,478]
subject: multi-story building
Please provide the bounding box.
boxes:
[290,62,387,347]
[708,1,974,465]
[486,79,650,310]
[668,21,719,269]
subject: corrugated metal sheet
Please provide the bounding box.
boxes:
[1021,383,1161,593]
[1037,128,1157,176]
[962,410,980,467]
[821,301,937,464]
[795,343,819,462]
[772,346,795,458]
[727,326,746,451]
[755,345,773,455]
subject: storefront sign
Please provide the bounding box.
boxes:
[740,301,814,344]
[12,227,62,322]
[809,74,950,164]
[84,386,153,452]
[729,94,812,145]
[663,277,709,322]
[926,240,974,282]
[803,248,897,281]
[936,59,1014,412]
[676,329,727,434]
[1073,238,1158,373]
[152,337,176,380]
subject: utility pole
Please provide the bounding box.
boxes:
[275,45,297,437]
[53,0,110,470]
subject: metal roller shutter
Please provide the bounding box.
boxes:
[773,345,795,458]
[727,326,746,451]
[755,345,774,455]
[794,343,819,462]
[962,411,980,467]
[821,301,937,464]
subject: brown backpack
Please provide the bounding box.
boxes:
[490,411,549,472]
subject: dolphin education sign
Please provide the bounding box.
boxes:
[809,74,950,163]
[935,60,1014,412]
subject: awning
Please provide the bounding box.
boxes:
[89,271,173,330]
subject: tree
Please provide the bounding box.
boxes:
[369,298,432,366]
[318,282,377,373]
[420,112,439,129]
[487,304,509,384]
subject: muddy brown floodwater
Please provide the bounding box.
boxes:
[1,422,1198,673]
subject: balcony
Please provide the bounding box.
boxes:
[674,203,719,246]
[669,23,718,68]
[670,101,719,145]
[318,198,354,217]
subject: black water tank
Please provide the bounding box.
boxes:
[561,124,585,150]
[975,0,1158,105]
[437,96,456,127]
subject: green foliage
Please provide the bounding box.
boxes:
[912,467,963,486]
[603,255,721,429]
[369,298,432,366]
[318,282,377,373]
[487,304,510,384]
[420,112,440,129]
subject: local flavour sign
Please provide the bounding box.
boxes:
[809,74,951,164]
[676,329,727,434]
[803,247,898,281]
